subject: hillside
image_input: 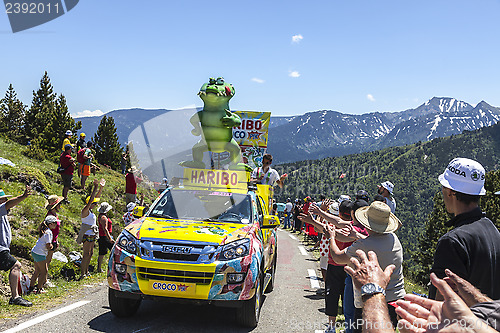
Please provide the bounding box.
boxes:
[272,121,500,278]
[0,136,158,304]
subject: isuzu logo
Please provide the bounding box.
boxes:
[162,245,192,254]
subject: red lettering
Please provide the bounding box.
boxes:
[255,120,262,130]
[246,120,254,130]
[198,171,205,184]
[207,171,215,184]
[191,170,198,183]
[216,172,220,184]
[231,173,238,185]
[221,172,229,185]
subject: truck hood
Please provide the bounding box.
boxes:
[125,217,254,245]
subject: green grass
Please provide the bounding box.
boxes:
[0,136,158,320]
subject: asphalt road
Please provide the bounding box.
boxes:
[1,229,328,333]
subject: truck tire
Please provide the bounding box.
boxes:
[108,288,142,317]
[264,252,277,293]
[236,274,262,328]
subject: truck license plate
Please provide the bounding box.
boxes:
[149,281,196,295]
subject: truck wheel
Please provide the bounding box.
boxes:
[264,252,277,293]
[108,288,141,317]
[236,274,262,328]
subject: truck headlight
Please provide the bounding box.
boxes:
[117,230,138,254]
[220,239,250,261]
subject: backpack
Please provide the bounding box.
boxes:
[77,148,86,164]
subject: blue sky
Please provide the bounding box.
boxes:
[1,0,500,118]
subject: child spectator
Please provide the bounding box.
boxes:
[97,202,114,273]
[123,202,137,226]
[28,215,58,294]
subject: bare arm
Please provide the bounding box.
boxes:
[323,224,350,265]
[5,185,31,211]
[81,179,101,218]
[309,203,351,228]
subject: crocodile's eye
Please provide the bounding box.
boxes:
[216,77,224,85]
[209,77,216,84]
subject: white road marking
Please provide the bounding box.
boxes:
[298,245,308,256]
[308,269,321,290]
[315,331,325,333]
[2,300,90,333]
[288,234,297,240]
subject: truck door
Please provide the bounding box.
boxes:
[256,196,271,270]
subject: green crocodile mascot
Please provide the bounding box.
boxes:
[180,77,243,169]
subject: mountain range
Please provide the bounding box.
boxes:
[76,97,500,163]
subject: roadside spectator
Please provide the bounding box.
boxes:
[97,202,114,273]
[355,190,370,203]
[338,194,351,204]
[61,130,72,153]
[125,167,142,205]
[372,194,386,203]
[76,132,86,151]
[284,198,293,229]
[44,195,64,288]
[293,199,302,233]
[60,143,75,203]
[123,202,137,226]
[430,157,500,300]
[79,141,94,189]
[158,177,168,194]
[28,215,58,294]
[0,186,32,306]
[250,154,287,188]
[76,178,105,280]
[377,181,396,212]
[120,152,128,175]
[324,201,405,332]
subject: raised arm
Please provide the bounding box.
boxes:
[5,185,31,210]
[309,203,351,228]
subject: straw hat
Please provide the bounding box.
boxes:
[354,201,401,234]
[45,195,64,210]
[98,202,113,214]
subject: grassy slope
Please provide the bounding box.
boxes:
[0,136,158,319]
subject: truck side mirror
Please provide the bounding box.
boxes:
[262,215,279,229]
[132,206,146,218]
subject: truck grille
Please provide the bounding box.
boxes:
[138,239,220,264]
[138,267,214,284]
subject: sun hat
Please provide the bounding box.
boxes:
[65,130,72,136]
[80,133,86,137]
[380,181,394,194]
[328,202,339,216]
[0,189,13,199]
[85,196,100,204]
[64,144,73,151]
[338,195,351,204]
[45,195,64,210]
[355,201,401,234]
[44,215,58,224]
[438,158,486,195]
[126,202,136,212]
[98,202,112,214]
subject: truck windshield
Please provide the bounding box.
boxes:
[149,189,252,224]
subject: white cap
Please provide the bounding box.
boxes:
[328,202,339,216]
[65,130,72,136]
[381,181,394,194]
[438,158,486,195]
[495,191,500,195]
[338,195,351,204]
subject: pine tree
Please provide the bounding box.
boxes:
[0,84,26,142]
[25,71,55,143]
[92,115,123,170]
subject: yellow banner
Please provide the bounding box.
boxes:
[182,168,249,191]
[232,111,271,148]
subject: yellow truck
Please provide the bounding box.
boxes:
[107,168,279,327]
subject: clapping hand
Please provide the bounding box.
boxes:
[309,203,320,215]
[344,250,394,290]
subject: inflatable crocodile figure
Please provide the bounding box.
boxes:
[180,77,243,169]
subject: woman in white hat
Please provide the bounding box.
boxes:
[96,202,114,273]
[324,200,405,331]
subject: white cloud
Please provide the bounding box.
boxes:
[289,71,301,78]
[73,109,104,118]
[366,94,376,102]
[292,34,303,43]
[251,77,265,84]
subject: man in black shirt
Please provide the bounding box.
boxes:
[430,158,500,300]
